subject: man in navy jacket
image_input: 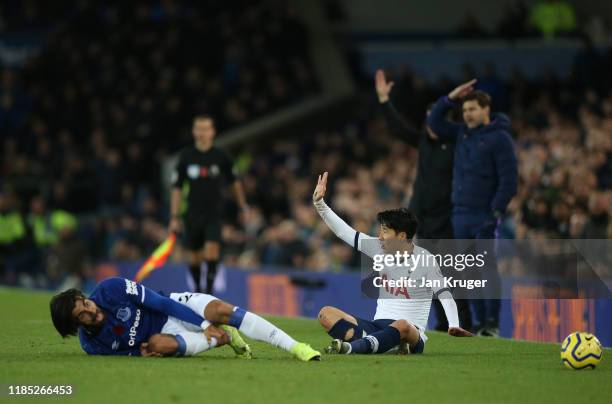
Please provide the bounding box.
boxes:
[427,79,518,336]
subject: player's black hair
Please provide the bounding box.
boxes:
[50,288,85,338]
[376,208,419,239]
[462,90,491,108]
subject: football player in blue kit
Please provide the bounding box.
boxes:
[50,277,320,361]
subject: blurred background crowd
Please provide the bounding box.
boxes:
[1,0,611,289]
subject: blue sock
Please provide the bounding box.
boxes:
[349,326,400,354]
[349,337,374,353]
[174,335,187,356]
[228,307,247,328]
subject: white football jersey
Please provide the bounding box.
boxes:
[358,235,447,341]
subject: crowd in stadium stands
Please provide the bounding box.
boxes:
[221,62,612,270]
[1,1,611,290]
[1,0,316,143]
[2,55,612,287]
[0,0,316,288]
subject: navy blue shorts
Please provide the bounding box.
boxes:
[355,317,425,354]
[355,318,394,335]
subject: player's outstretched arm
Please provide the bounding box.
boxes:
[313,172,377,256]
[437,290,474,337]
[139,286,210,329]
[106,278,209,329]
[312,172,357,246]
[312,171,329,203]
[428,266,474,337]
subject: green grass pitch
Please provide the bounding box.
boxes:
[1,288,611,404]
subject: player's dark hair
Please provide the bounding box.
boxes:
[462,91,491,108]
[50,289,85,338]
[376,208,418,239]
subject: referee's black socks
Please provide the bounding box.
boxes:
[189,264,202,293]
[205,261,218,295]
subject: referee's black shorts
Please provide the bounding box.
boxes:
[183,215,222,251]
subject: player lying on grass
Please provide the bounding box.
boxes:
[50,277,320,361]
[313,172,472,355]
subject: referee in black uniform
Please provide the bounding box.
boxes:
[375,69,471,331]
[169,115,249,293]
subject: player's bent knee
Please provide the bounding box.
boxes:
[318,306,332,321]
[203,299,234,323]
[317,306,336,329]
[391,320,419,344]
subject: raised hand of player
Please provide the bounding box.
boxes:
[312,172,328,202]
[448,79,477,100]
[375,69,394,103]
[448,327,474,337]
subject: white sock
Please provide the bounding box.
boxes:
[238,312,297,352]
[344,342,352,354]
[184,336,217,356]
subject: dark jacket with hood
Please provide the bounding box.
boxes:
[381,100,455,237]
[427,96,518,215]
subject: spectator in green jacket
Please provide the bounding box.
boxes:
[0,190,26,284]
[530,0,577,38]
[28,195,77,247]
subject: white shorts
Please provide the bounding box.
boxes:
[160,292,219,356]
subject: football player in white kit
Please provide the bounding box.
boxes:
[313,172,472,355]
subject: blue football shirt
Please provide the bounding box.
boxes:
[78,278,169,356]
